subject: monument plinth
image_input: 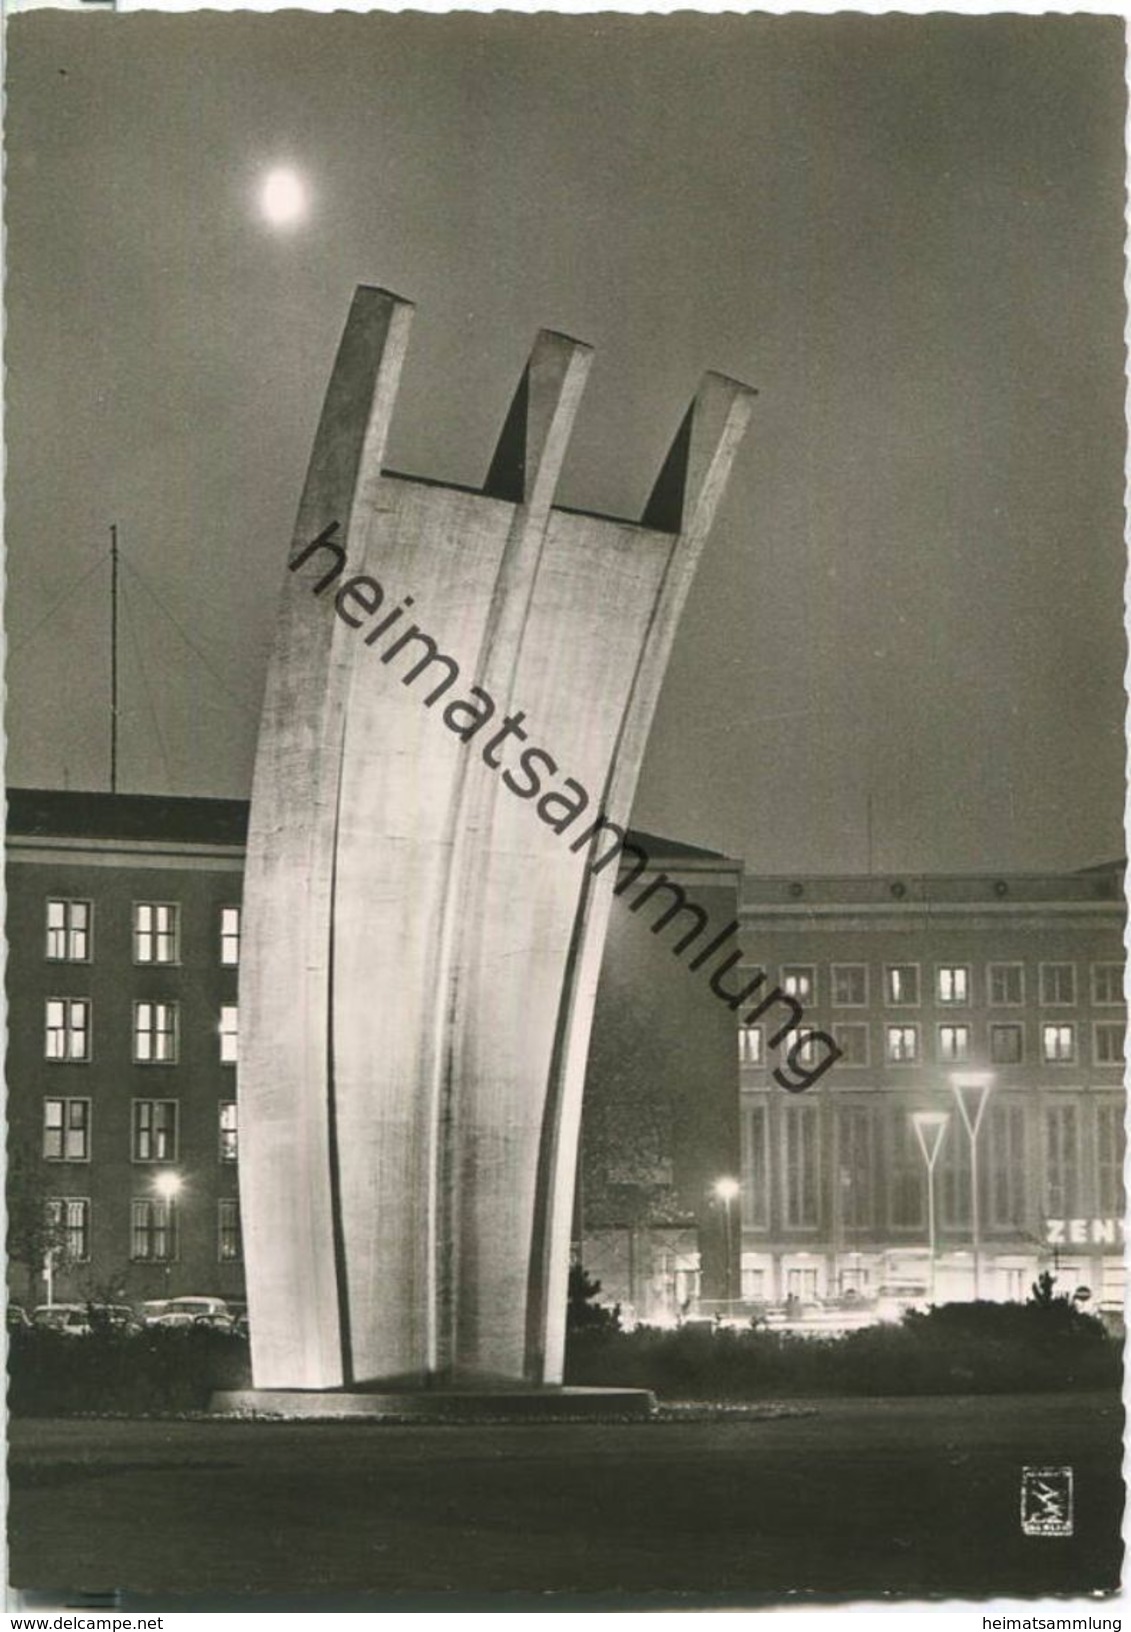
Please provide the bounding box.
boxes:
[234,286,754,1400]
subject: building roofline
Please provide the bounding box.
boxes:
[5,789,738,871]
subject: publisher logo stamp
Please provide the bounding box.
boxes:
[1021,1466,1074,1536]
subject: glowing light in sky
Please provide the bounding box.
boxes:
[260,168,308,228]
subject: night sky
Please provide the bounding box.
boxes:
[6,11,1126,874]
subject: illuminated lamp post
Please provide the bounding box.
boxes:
[714,1177,741,1310]
[950,1072,995,1300]
[152,1171,184,1297]
[911,1111,950,1304]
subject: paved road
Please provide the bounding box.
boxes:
[8,1393,1123,1604]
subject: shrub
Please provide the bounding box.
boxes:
[564,1301,1122,1399]
[8,1325,251,1417]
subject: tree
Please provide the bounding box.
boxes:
[567,1262,622,1336]
[7,1135,70,1305]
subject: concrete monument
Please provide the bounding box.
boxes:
[237,287,754,1395]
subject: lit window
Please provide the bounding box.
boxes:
[1042,1023,1075,1064]
[1094,1023,1126,1066]
[781,966,815,1004]
[220,906,241,967]
[886,965,919,1006]
[886,1024,919,1064]
[936,966,969,1006]
[785,1267,819,1301]
[791,1032,824,1068]
[134,903,179,964]
[218,1198,242,1262]
[45,999,90,1062]
[1040,964,1076,1007]
[989,1023,1024,1065]
[219,1101,238,1162]
[738,1025,763,1066]
[45,1197,90,1263]
[741,1265,767,1301]
[134,1001,178,1064]
[1092,963,1124,1006]
[832,1023,869,1066]
[831,964,868,1007]
[938,1024,971,1064]
[988,963,1024,1006]
[46,900,91,962]
[131,1198,177,1262]
[132,1100,178,1162]
[43,1098,91,1162]
[220,1005,239,1065]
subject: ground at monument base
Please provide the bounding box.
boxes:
[209,1385,657,1420]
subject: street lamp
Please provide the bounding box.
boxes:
[152,1171,183,1296]
[714,1177,740,1310]
[950,1072,994,1300]
[911,1111,950,1304]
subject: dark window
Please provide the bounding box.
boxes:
[1040,964,1076,1006]
[741,1100,769,1229]
[131,1199,177,1262]
[45,1197,90,1262]
[988,1101,1026,1228]
[989,1023,1024,1065]
[831,964,868,1007]
[832,1023,869,1066]
[782,1103,819,1228]
[218,1198,242,1262]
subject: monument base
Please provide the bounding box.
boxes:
[210,1386,656,1421]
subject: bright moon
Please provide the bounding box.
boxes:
[260,168,307,228]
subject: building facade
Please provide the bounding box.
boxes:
[6,791,741,1318]
[7,790,247,1309]
[736,867,1127,1313]
[8,788,1125,1323]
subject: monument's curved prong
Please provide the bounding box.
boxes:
[239,288,754,1392]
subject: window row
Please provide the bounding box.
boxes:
[739,1019,1126,1069]
[45,900,241,967]
[762,961,1124,1010]
[43,1098,238,1164]
[45,1000,238,1064]
[44,1196,242,1263]
[741,1097,1126,1231]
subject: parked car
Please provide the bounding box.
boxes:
[31,1303,91,1335]
[147,1295,235,1331]
[87,1303,142,1334]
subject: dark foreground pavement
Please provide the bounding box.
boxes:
[8,1393,1124,1605]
